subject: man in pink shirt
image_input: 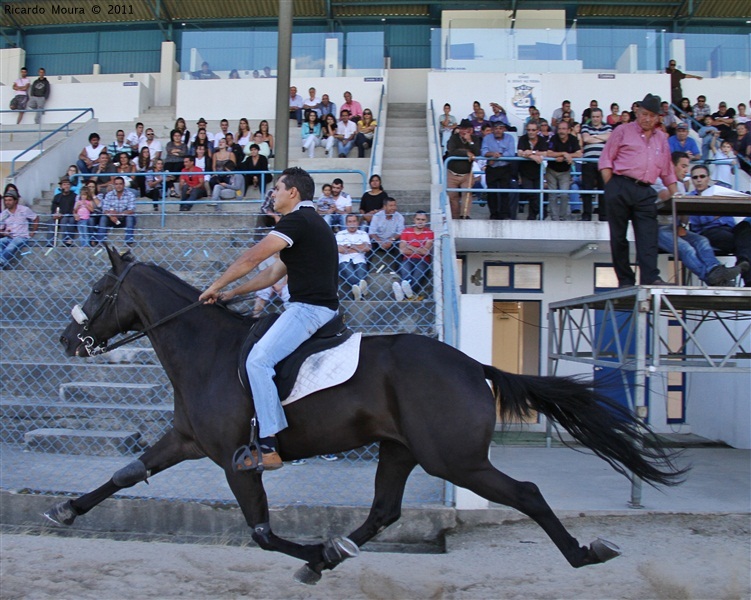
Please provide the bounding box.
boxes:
[340,91,363,123]
[599,93,678,287]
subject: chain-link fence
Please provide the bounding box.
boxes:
[1,219,445,506]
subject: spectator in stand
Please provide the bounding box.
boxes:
[666,60,703,106]
[77,133,105,174]
[192,145,211,196]
[212,137,236,173]
[288,86,304,127]
[0,189,39,269]
[446,119,479,219]
[335,110,357,158]
[327,179,352,228]
[252,255,291,317]
[580,108,612,221]
[241,144,271,192]
[191,61,219,80]
[73,184,100,246]
[711,139,738,189]
[174,117,191,145]
[262,66,273,78]
[469,108,489,141]
[254,187,280,241]
[340,91,363,122]
[668,123,700,159]
[164,128,188,186]
[661,101,680,136]
[606,103,620,127]
[525,106,541,125]
[191,118,209,143]
[698,116,720,160]
[654,152,746,286]
[258,120,274,157]
[302,110,323,158]
[126,123,147,158]
[517,121,546,220]
[236,118,252,149]
[209,163,245,210]
[395,211,434,301]
[438,103,458,151]
[336,214,370,300]
[711,101,737,144]
[230,69,241,79]
[320,94,337,119]
[488,102,512,128]
[481,121,517,220]
[107,130,130,159]
[355,109,377,157]
[225,133,244,166]
[736,103,750,126]
[302,87,321,117]
[688,164,751,286]
[11,67,30,124]
[692,95,711,121]
[141,128,162,164]
[628,101,639,122]
[735,123,751,175]
[190,128,214,158]
[545,120,581,221]
[27,68,50,124]
[96,176,136,247]
[360,174,388,228]
[538,119,554,143]
[369,197,404,271]
[250,131,271,159]
[317,183,336,222]
[47,176,77,246]
[145,158,168,211]
[599,93,677,287]
[321,114,338,158]
[551,100,572,130]
[213,119,231,147]
[179,155,206,212]
[581,100,599,125]
[89,150,115,195]
[55,165,83,196]
[614,111,632,128]
[677,97,693,122]
[114,152,136,193]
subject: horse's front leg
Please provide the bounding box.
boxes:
[45,428,202,527]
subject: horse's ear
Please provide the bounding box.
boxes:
[105,244,136,272]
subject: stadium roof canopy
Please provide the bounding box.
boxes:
[2,0,750,33]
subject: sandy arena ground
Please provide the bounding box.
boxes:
[1,513,749,600]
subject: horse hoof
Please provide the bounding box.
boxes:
[43,500,77,526]
[590,538,621,563]
[294,564,322,586]
[322,536,360,565]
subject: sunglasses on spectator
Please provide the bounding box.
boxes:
[526,128,538,131]
[363,111,372,115]
[691,174,708,179]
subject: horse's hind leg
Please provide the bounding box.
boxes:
[44,428,201,527]
[451,461,619,568]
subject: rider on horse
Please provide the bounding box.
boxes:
[199,167,340,470]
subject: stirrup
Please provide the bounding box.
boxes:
[233,417,263,472]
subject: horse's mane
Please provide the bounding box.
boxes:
[135,261,248,322]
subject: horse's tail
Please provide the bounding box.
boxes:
[483,365,688,487]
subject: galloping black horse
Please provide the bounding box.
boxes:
[49,246,684,583]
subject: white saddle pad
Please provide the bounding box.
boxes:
[281,333,362,406]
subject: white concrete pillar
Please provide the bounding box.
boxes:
[158,41,177,107]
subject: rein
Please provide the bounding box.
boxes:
[76,261,209,356]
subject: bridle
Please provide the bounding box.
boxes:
[71,261,203,356]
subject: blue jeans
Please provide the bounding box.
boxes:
[76,158,94,174]
[246,302,337,437]
[399,259,430,288]
[657,226,719,282]
[339,261,367,287]
[337,139,355,157]
[0,236,29,268]
[48,215,76,245]
[77,218,95,247]
[96,214,136,244]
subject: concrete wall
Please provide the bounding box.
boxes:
[176,76,386,122]
[388,69,427,103]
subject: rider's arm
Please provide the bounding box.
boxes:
[199,234,288,302]
[224,259,288,300]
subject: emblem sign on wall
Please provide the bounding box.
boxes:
[506,74,542,125]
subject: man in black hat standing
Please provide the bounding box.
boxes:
[446,119,479,219]
[599,93,678,287]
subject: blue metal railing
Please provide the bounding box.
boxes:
[3,108,96,177]
[429,99,444,185]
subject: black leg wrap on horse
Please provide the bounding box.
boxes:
[322,537,360,567]
[251,522,273,549]
[112,460,149,488]
[43,500,80,527]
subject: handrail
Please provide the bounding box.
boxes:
[5,108,95,177]
[429,99,444,185]
[369,84,385,178]
[70,167,368,227]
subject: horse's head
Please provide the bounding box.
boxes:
[60,245,141,357]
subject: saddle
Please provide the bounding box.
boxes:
[237,312,353,403]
